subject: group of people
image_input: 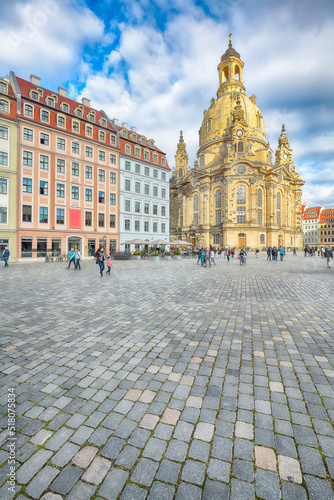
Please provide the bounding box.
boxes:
[94,246,113,277]
[66,248,82,270]
[197,247,216,267]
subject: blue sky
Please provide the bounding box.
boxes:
[1,0,334,207]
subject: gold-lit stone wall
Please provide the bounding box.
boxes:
[170,39,304,250]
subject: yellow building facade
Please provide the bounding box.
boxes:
[170,38,304,250]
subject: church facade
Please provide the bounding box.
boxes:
[170,37,304,250]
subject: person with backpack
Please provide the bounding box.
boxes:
[2,247,10,267]
[94,246,105,277]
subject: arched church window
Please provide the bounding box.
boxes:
[235,66,240,81]
[178,168,183,178]
[277,192,281,226]
[257,189,262,207]
[237,141,244,152]
[193,194,199,225]
[180,200,183,228]
[260,234,265,244]
[215,190,222,208]
[237,185,246,223]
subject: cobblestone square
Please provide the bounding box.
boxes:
[1,254,334,499]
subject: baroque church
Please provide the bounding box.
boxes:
[169,36,304,250]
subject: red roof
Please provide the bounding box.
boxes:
[302,206,323,220]
[319,209,334,223]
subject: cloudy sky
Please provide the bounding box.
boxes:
[1,0,334,207]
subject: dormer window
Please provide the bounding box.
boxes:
[47,97,55,107]
[141,137,146,145]
[100,118,106,127]
[61,103,69,113]
[161,157,166,166]
[110,134,116,145]
[37,88,43,95]
[132,133,137,141]
[0,100,9,113]
[149,140,154,148]
[88,114,95,122]
[122,130,127,137]
[31,91,39,101]
[0,82,7,94]
[76,108,83,117]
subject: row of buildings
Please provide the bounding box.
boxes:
[302,205,334,248]
[0,73,170,261]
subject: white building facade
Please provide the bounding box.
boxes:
[302,205,323,247]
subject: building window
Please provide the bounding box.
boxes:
[135,220,140,231]
[24,104,33,117]
[162,188,166,198]
[47,97,55,107]
[125,219,130,231]
[161,171,166,180]
[88,114,95,122]
[56,208,64,224]
[125,161,131,171]
[98,214,105,227]
[57,183,65,198]
[109,214,116,228]
[0,207,7,223]
[98,191,105,203]
[153,204,158,215]
[110,154,116,164]
[110,193,116,205]
[257,189,263,207]
[237,206,246,224]
[39,206,48,223]
[124,199,131,211]
[39,180,48,195]
[144,184,149,195]
[258,209,262,225]
[153,169,158,178]
[144,151,149,160]
[99,150,106,162]
[125,145,131,154]
[145,166,149,176]
[99,131,105,142]
[277,192,281,226]
[144,203,149,214]
[72,142,79,154]
[110,172,116,184]
[153,186,158,197]
[86,126,93,136]
[23,128,33,141]
[85,212,92,226]
[110,135,116,145]
[0,152,8,166]
[215,190,222,208]
[41,110,49,122]
[99,169,105,182]
[71,186,79,200]
[161,206,166,216]
[71,162,79,176]
[161,223,166,233]
[153,222,158,232]
[153,154,158,163]
[22,205,32,222]
[61,103,69,112]
[144,221,149,232]
[0,100,8,113]
[135,164,140,174]
[57,115,65,127]
[193,194,199,225]
[57,159,65,173]
[72,121,79,132]
[237,185,246,224]
[277,211,281,226]
[40,155,49,170]
[0,178,8,194]
[85,188,92,202]
[260,234,265,244]
[76,108,83,117]
[215,209,221,225]
[135,147,140,157]
[40,133,49,145]
[125,179,131,191]
[135,182,140,194]
[135,201,140,213]
[85,146,93,157]
[85,165,92,179]
[57,138,65,150]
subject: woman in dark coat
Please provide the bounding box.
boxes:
[94,246,105,277]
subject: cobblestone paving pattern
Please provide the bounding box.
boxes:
[0,254,334,499]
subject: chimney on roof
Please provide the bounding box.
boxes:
[30,74,41,86]
[130,126,137,133]
[82,97,91,108]
[113,118,119,125]
[58,86,67,97]
[122,122,128,129]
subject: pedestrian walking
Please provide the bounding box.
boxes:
[324,247,333,268]
[197,248,202,265]
[210,249,216,265]
[1,246,10,267]
[67,248,75,269]
[106,256,113,274]
[226,249,230,261]
[279,246,285,261]
[201,249,206,267]
[231,249,235,259]
[74,249,81,270]
[272,247,278,260]
[293,248,297,256]
[95,246,105,277]
[267,247,272,261]
[207,247,211,267]
[255,248,260,259]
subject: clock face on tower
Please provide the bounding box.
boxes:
[283,153,288,159]
[236,129,243,137]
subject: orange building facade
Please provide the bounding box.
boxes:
[11,73,120,259]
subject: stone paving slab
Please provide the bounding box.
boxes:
[1,255,334,498]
